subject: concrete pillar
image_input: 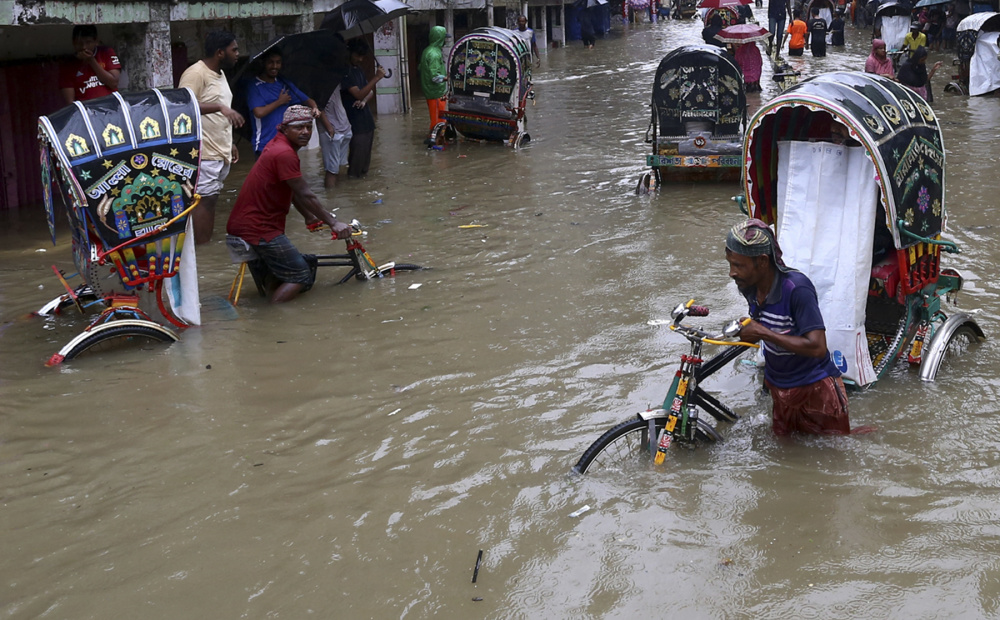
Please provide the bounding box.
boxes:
[374,18,405,114]
[111,1,173,90]
[561,1,567,46]
[487,0,495,26]
[538,5,547,50]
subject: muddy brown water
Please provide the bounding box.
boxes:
[2,14,1000,619]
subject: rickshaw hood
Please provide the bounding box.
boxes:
[742,71,946,250]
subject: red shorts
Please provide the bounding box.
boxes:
[765,375,851,436]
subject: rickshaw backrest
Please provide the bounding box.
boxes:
[447,27,531,117]
[38,89,202,291]
[652,45,746,140]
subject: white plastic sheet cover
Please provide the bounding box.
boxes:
[166,217,202,326]
[970,31,1000,96]
[882,15,910,51]
[775,140,878,386]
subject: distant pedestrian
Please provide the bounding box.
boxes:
[703,14,727,47]
[418,25,449,140]
[340,39,385,179]
[787,11,808,56]
[903,21,928,54]
[736,42,763,91]
[178,30,245,245]
[318,83,352,188]
[767,0,794,55]
[808,7,828,57]
[511,15,541,67]
[897,46,942,101]
[830,10,846,46]
[864,39,895,79]
[59,25,120,104]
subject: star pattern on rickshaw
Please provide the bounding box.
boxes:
[169,148,178,157]
[102,159,113,169]
[167,174,177,181]
[79,170,91,181]
[189,148,199,159]
[150,169,159,177]
[110,187,121,197]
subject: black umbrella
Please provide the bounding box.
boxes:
[320,0,413,40]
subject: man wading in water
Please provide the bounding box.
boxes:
[725,219,873,435]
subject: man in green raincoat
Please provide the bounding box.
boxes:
[418,26,448,140]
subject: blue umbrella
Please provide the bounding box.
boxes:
[914,0,949,7]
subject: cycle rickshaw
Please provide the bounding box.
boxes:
[637,44,746,192]
[431,27,534,148]
[945,12,1000,96]
[36,89,203,365]
[575,72,984,473]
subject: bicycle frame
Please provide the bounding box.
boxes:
[637,339,745,454]
[639,302,756,453]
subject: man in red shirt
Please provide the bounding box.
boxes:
[227,106,352,303]
[59,25,121,104]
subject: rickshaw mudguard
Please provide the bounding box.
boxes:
[919,312,986,382]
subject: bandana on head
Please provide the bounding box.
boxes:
[282,105,314,126]
[725,218,792,273]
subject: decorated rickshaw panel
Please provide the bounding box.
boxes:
[652,46,745,138]
[38,89,202,253]
[449,31,525,105]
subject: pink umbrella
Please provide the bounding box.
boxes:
[714,23,770,44]
[696,0,752,8]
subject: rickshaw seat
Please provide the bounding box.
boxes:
[869,258,900,300]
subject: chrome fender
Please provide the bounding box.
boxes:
[919,312,985,382]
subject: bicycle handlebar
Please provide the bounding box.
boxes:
[666,301,760,349]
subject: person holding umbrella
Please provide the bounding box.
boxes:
[247,48,320,159]
[716,23,769,90]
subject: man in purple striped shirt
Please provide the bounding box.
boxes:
[724,218,853,436]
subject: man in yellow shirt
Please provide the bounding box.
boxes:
[903,21,928,54]
[787,11,808,56]
[178,30,245,245]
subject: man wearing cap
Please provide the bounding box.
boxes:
[904,21,928,54]
[725,218,853,435]
[227,106,352,303]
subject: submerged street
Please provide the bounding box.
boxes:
[3,15,1000,618]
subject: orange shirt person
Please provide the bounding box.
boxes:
[787,11,808,56]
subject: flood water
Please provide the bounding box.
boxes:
[3,14,1000,619]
